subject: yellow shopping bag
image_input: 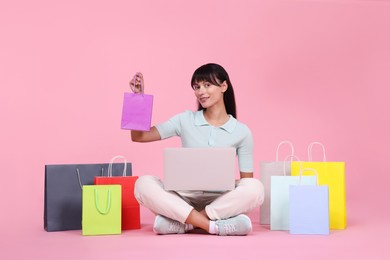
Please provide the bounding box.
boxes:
[291,142,346,229]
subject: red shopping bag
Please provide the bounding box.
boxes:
[94,156,140,230]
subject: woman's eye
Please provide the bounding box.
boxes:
[204,83,211,88]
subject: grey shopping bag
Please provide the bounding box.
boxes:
[259,141,294,225]
[44,161,132,232]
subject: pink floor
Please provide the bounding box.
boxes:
[4,200,389,260]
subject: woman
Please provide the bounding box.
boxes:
[132,63,264,235]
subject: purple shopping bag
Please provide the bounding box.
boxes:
[121,72,153,131]
[289,168,330,235]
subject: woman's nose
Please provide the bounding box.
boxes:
[196,85,206,93]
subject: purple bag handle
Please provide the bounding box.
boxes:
[129,72,144,94]
[299,168,319,186]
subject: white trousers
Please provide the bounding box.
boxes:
[134,175,264,224]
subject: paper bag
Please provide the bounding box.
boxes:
[82,185,122,236]
[291,142,346,229]
[260,141,295,225]
[289,168,330,235]
[121,72,153,131]
[94,156,140,230]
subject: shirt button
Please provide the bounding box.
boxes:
[208,127,216,146]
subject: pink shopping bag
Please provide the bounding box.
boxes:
[121,72,153,131]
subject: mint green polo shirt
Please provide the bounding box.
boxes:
[155,110,254,173]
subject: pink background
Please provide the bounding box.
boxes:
[1,0,389,259]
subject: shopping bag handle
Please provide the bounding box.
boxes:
[283,155,302,176]
[299,168,319,186]
[129,72,144,94]
[276,141,294,161]
[308,142,326,162]
[76,168,104,189]
[108,155,127,177]
[94,188,111,215]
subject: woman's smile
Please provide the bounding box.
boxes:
[199,96,209,104]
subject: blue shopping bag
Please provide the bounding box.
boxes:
[270,156,317,230]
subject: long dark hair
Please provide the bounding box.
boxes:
[190,63,237,118]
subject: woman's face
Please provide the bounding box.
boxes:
[192,80,227,109]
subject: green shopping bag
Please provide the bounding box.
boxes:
[82,185,122,236]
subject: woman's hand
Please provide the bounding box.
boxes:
[240,172,253,178]
[129,72,161,142]
[130,72,144,94]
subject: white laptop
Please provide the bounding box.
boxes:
[163,147,236,191]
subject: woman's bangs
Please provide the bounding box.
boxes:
[191,72,220,87]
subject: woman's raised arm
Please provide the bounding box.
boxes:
[131,126,161,142]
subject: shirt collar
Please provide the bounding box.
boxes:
[194,110,237,133]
